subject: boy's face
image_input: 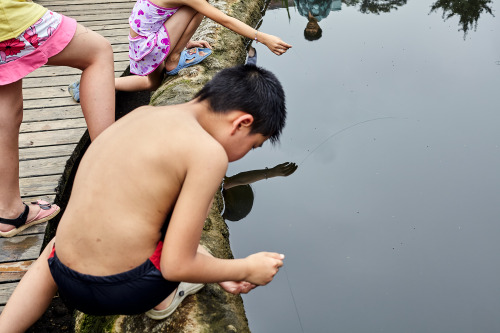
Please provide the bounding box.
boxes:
[226,132,269,162]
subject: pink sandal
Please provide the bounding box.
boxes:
[0,200,60,237]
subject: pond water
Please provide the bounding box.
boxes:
[226,1,500,332]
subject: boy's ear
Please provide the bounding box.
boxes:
[230,113,254,135]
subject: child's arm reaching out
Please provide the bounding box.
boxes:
[178,0,292,55]
[161,143,284,286]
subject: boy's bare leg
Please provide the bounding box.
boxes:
[47,24,115,140]
[0,239,58,333]
[0,81,47,227]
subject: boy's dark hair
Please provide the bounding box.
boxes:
[195,65,286,144]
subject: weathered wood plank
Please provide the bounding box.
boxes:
[24,59,129,78]
[21,196,56,204]
[22,105,83,122]
[0,261,34,283]
[19,175,63,197]
[19,156,71,178]
[19,128,86,148]
[0,283,17,306]
[19,145,76,161]
[0,235,45,263]
[20,118,86,134]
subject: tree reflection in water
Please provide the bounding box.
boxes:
[430,0,494,38]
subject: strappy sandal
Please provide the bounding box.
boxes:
[0,200,60,237]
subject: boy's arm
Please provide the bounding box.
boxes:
[161,144,283,285]
[178,0,291,55]
[197,245,256,294]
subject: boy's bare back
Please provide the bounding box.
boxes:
[55,102,228,277]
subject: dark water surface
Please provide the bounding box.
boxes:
[226,1,500,332]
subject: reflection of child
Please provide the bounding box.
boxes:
[0,65,287,329]
[223,162,298,221]
[295,0,342,40]
[0,0,115,237]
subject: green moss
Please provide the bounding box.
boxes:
[77,314,118,333]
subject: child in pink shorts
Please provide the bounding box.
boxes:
[0,0,116,237]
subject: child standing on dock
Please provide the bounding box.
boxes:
[0,65,286,329]
[0,0,116,237]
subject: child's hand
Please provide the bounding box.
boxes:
[186,40,212,50]
[261,34,292,56]
[219,281,256,294]
[245,252,284,285]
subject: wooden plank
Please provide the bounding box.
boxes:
[0,261,34,283]
[0,283,17,306]
[0,235,45,263]
[19,175,60,197]
[85,22,130,31]
[19,156,70,178]
[19,145,76,161]
[19,128,86,148]
[21,195,56,204]
[22,105,84,122]
[22,74,81,89]
[20,118,86,133]
[16,223,48,237]
[24,59,129,78]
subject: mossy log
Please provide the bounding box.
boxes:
[54,0,268,332]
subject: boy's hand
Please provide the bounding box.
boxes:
[261,34,292,56]
[219,281,256,294]
[245,252,284,285]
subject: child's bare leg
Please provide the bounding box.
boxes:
[164,7,207,72]
[0,81,48,227]
[0,238,58,332]
[47,24,115,140]
[0,81,25,224]
[114,63,165,92]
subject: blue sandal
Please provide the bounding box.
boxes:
[165,48,212,76]
[68,80,80,103]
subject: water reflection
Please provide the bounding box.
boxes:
[222,162,298,221]
[343,0,407,14]
[430,0,494,37]
[275,0,494,38]
[295,0,342,40]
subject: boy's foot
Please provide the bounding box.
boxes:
[145,282,205,320]
[165,48,212,76]
[68,80,80,103]
[0,200,60,237]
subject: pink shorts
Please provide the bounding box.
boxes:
[0,10,77,85]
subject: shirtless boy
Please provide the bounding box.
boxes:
[0,65,286,331]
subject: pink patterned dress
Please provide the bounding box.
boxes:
[128,0,179,75]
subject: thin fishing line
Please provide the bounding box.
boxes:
[299,116,398,166]
[283,265,305,333]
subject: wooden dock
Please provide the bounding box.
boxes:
[0,0,135,312]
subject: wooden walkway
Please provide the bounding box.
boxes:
[0,0,135,312]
